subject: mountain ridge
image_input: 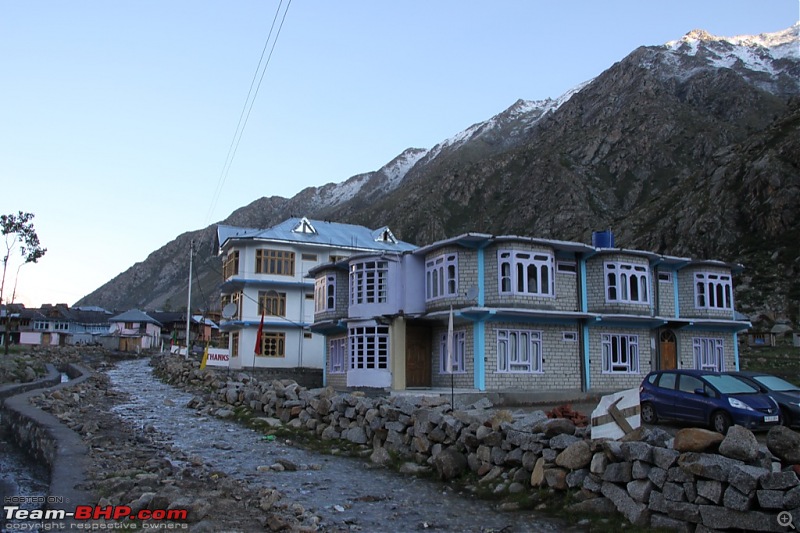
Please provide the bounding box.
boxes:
[76,25,800,326]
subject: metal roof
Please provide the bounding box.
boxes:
[109,309,162,326]
[217,217,417,253]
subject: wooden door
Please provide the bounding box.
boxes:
[41,332,51,346]
[659,330,677,370]
[405,325,432,388]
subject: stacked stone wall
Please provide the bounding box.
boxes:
[155,354,800,532]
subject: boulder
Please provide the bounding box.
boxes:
[555,440,592,470]
[673,428,724,453]
[433,448,468,481]
[766,425,800,464]
[718,425,759,462]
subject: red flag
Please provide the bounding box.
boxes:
[254,310,265,355]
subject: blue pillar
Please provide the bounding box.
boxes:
[673,273,680,318]
[733,331,740,371]
[582,324,591,391]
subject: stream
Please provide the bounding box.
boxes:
[107,358,581,532]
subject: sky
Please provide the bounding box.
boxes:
[1,1,797,309]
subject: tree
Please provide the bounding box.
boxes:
[1,211,47,353]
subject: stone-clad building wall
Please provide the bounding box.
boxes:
[430,325,475,389]
[480,322,582,391]
[656,272,676,317]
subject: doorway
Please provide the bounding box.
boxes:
[659,329,677,370]
[405,325,431,388]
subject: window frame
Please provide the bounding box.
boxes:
[693,337,725,371]
[348,324,389,370]
[349,260,389,305]
[426,253,459,301]
[694,272,733,310]
[496,329,543,373]
[601,333,640,374]
[497,250,555,297]
[439,329,467,373]
[314,274,337,312]
[258,291,286,317]
[223,250,240,279]
[256,332,286,357]
[329,337,347,374]
[255,249,296,276]
[604,261,650,304]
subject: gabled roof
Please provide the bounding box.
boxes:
[109,309,162,327]
[217,217,417,253]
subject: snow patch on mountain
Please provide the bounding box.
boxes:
[664,24,799,75]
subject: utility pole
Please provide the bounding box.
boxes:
[185,240,193,358]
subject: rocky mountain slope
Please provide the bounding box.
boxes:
[77,25,800,325]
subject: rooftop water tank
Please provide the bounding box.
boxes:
[592,230,614,248]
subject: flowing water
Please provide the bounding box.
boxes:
[107,358,582,532]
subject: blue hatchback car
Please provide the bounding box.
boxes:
[639,369,781,434]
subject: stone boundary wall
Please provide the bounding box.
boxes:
[154,354,800,532]
[1,363,96,514]
[0,364,61,404]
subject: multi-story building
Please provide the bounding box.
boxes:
[309,231,750,393]
[216,217,416,370]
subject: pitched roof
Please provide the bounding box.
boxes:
[109,309,162,326]
[217,217,417,253]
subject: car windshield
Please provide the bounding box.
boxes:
[753,375,800,392]
[703,374,758,394]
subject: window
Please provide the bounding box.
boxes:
[256,332,285,357]
[605,262,650,304]
[658,272,672,283]
[678,374,704,393]
[426,253,458,300]
[315,274,336,312]
[329,337,347,374]
[34,320,47,330]
[221,292,243,318]
[255,249,295,276]
[557,261,577,274]
[694,272,733,310]
[329,254,348,263]
[349,260,388,305]
[124,322,135,329]
[693,337,724,371]
[258,291,286,317]
[498,250,554,296]
[562,332,578,342]
[301,253,318,261]
[497,329,543,373]
[439,330,466,373]
[349,325,389,369]
[223,250,239,279]
[230,331,239,358]
[601,333,639,373]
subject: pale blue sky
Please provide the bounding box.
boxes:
[1,1,797,308]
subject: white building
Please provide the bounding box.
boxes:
[216,217,416,371]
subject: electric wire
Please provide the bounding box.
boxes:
[205,0,293,225]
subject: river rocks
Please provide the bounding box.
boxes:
[555,440,592,470]
[767,425,800,464]
[673,428,725,452]
[719,425,760,462]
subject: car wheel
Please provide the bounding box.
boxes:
[641,402,657,424]
[711,410,731,434]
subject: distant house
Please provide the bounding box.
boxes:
[150,311,220,348]
[216,216,416,371]
[309,231,751,394]
[103,309,162,352]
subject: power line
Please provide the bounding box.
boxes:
[205,0,294,225]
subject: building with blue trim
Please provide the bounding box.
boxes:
[216,217,416,370]
[308,231,750,393]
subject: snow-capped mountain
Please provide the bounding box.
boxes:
[78,25,800,323]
